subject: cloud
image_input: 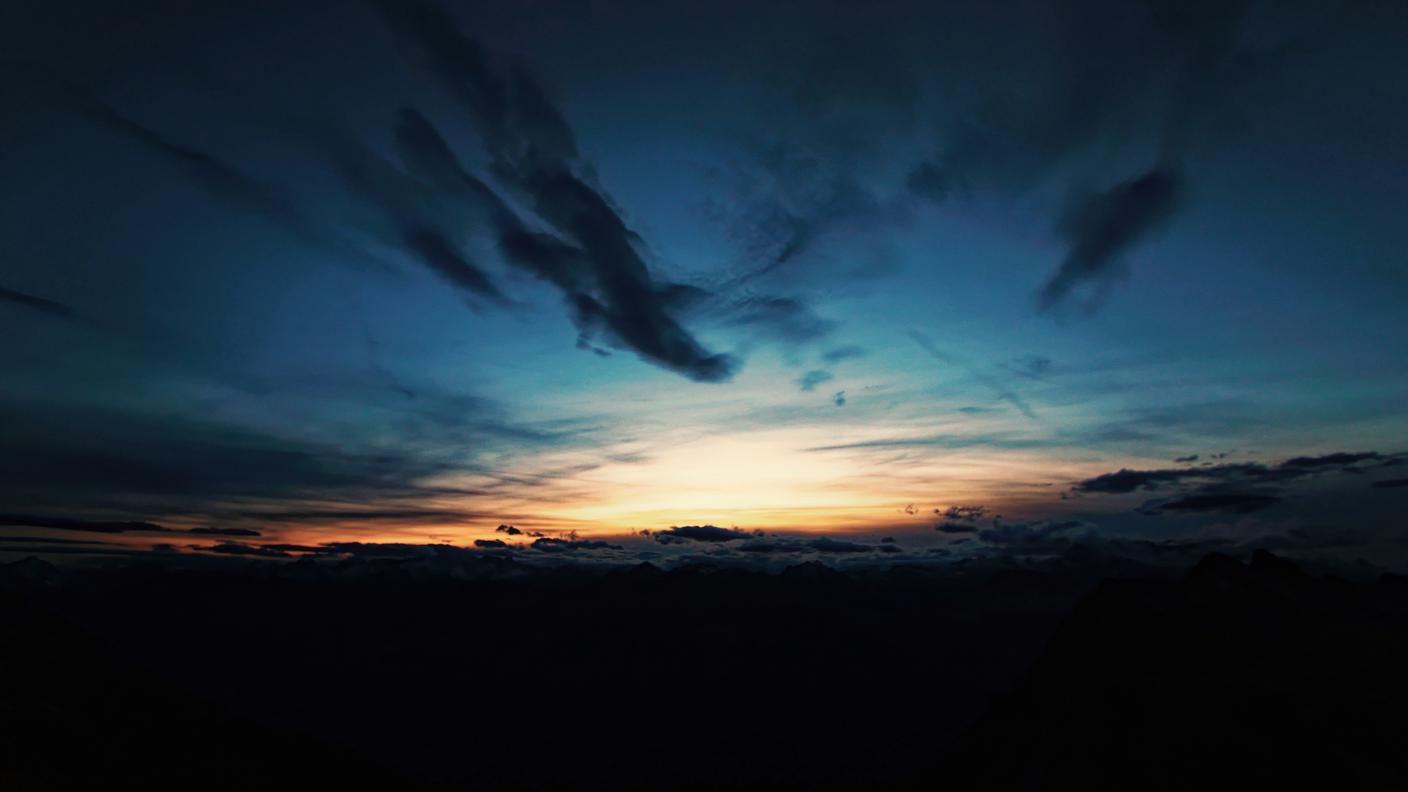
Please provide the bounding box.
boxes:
[1075,451,1396,495]
[978,520,1089,548]
[1,60,332,254]
[652,525,753,544]
[1372,478,1408,489]
[1037,167,1182,311]
[1009,356,1053,380]
[11,18,737,383]
[909,330,1036,420]
[903,0,1302,311]
[496,524,523,535]
[1146,493,1281,514]
[241,509,473,523]
[735,540,806,554]
[797,370,834,392]
[905,160,950,204]
[1280,452,1381,469]
[730,536,890,555]
[935,522,977,534]
[474,539,511,549]
[0,285,74,319]
[0,536,113,545]
[317,542,434,558]
[832,390,846,407]
[400,226,504,302]
[806,537,873,554]
[711,294,836,346]
[376,3,735,382]
[821,346,866,364]
[0,513,167,534]
[260,543,323,553]
[201,542,290,558]
[187,527,262,537]
[530,537,621,553]
[938,505,988,522]
[1076,463,1263,494]
[0,398,508,524]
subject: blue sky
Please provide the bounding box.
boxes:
[2,0,1406,566]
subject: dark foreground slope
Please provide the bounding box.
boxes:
[0,554,1098,790]
[0,583,421,791]
[3,549,1406,790]
[935,550,1408,790]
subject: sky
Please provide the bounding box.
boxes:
[2,0,1407,568]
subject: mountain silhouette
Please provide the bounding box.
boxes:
[932,550,1408,789]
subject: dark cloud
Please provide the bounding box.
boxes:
[652,525,753,544]
[905,160,950,204]
[731,536,890,555]
[0,60,369,283]
[318,542,462,558]
[935,522,977,534]
[0,513,167,535]
[0,514,266,540]
[241,509,471,523]
[0,285,74,319]
[530,537,621,553]
[833,390,846,407]
[712,294,836,346]
[1281,452,1380,469]
[978,520,1089,548]
[797,369,834,392]
[377,2,736,382]
[1175,455,1200,463]
[474,539,511,549]
[735,540,806,554]
[0,536,112,545]
[496,524,523,535]
[904,0,1307,310]
[202,542,290,558]
[1038,167,1182,311]
[0,399,497,521]
[260,543,322,553]
[806,537,873,554]
[9,13,737,383]
[1075,451,1396,495]
[937,505,988,522]
[1148,493,1281,514]
[1371,478,1408,489]
[401,226,504,302]
[821,346,866,364]
[186,527,262,538]
[1076,463,1263,494]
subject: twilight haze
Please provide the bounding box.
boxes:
[3,0,1408,568]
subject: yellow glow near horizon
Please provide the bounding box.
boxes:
[157,426,1164,551]
[511,426,1110,535]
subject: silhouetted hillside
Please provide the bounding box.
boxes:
[5,550,1405,789]
[2,554,1104,790]
[0,582,420,791]
[934,550,1408,789]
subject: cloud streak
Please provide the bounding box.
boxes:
[908,331,1037,420]
[1038,167,1182,311]
[0,285,74,319]
[376,1,736,382]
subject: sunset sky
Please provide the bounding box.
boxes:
[3,0,1407,565]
